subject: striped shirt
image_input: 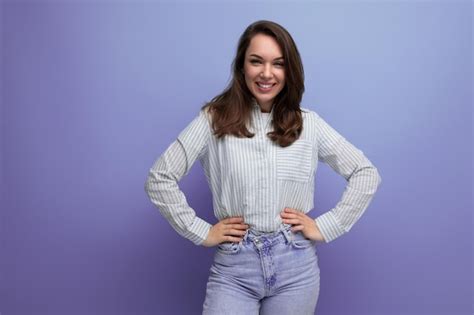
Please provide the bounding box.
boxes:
[145,99,382,246]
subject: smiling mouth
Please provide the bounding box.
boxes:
[256,82,276,88]
[256,82,276,92]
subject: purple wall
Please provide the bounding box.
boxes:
[1,1,472,315]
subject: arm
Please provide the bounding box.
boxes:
[144,109,213,246]
[312,112,382,243]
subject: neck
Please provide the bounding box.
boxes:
[253,98,274,113]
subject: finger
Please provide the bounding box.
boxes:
[225,223,249,230]
[282,218,300,224]
[223,226,248,235]
[234,229,247,236]
[291,224,304,232]
[285,208,303,217]
[283,208,299,215]
[281,214,298,221]
[292,211,303,218]
[225,216,245,223]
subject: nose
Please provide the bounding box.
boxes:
[260,64,273,79]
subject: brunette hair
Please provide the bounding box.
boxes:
[201,20,305,147]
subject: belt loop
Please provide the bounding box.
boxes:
[280,223,293,244]
[243,228,250,243]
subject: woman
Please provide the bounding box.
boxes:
[145,20,382,315]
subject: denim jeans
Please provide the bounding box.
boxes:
[202,223,320,315]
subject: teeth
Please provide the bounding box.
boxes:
[258,83,273,88]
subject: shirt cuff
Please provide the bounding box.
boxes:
[314,210,347,243]
[187,216,213,246]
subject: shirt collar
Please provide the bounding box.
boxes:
[251,98,274,116]
[251,97,259,109]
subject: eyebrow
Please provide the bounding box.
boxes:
[249,54,284,61]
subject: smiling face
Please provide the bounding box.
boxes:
[243,33,286,112]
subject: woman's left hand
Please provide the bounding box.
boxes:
[280,207,326,242]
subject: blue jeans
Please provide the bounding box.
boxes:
[202,223,320,315]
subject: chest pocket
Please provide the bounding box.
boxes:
[276,139,313,182]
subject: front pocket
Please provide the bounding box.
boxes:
[290,232,317,249]
[217,241,242,255]
[291,237,316,249]
[276,139,313,182]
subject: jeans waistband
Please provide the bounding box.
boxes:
[242,223,293,245]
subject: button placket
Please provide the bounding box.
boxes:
[259,112,272,156]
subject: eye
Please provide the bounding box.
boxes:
[250,59,284,67]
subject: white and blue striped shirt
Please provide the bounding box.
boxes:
[145,99,382,246]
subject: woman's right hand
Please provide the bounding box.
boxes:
[202,216,249,247]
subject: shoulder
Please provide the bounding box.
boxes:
[300,106,322,123]
[199,105,214,126]
[186,107,211,130]
[178,107,212,140]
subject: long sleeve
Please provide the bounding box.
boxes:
[313,112,382,243]
[144,109,213,246]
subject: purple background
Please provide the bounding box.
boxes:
[1,1,472,315]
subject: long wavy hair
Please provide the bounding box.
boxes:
[201,20,305,147]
